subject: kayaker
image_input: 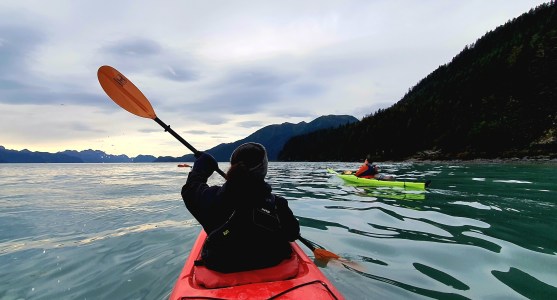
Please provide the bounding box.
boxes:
[355,156,394,180]
[181,142,300,273]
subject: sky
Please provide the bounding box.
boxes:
[0,0,549,157]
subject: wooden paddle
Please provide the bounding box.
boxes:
[97,65,342,261]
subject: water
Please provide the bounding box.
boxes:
[0,162,556,299]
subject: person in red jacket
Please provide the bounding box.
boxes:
[354,156,394,180]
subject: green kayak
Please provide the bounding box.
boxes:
[327,168,430,190]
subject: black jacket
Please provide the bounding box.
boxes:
[181,155,300,273]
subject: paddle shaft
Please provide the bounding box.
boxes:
[153,117,227,179]
[298,236,316,251]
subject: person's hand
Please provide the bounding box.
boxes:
[193,152,218,174]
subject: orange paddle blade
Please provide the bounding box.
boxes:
[97,65,156,119]
[314,248,341,260]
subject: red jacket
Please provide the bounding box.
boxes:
[355,163,378,178]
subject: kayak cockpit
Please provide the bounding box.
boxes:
[193,252,301,288]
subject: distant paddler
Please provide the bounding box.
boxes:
[177,163,192,168]
[328,168,430,190]
[349,155,394,181]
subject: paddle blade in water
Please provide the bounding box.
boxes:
[314,248,340,260]
[97,65,156,119]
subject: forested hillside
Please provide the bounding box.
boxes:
[279,2,557,161]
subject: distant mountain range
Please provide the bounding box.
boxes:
[0,146,157,163]
[0,115,358,163]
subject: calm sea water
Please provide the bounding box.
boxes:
[0,162,556,299]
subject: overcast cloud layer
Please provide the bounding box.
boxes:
[0,0,548,157]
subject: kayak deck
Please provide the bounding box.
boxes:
[170,230,344,300]
[327,168,429,190]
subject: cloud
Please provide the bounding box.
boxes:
[138,128,162,134]
[68,121,106,133]
[290,82,326,97]
[159,65,198,82]
[196,88,279,115]
[0,24,113,108]
[272,110,316,119]
[184,130,211,135]
[102,38,162,56]
[0,79,29,90]
[96,37,200,83]
[178,67,296,119]
[0,25,44,75]
[237,121,265,128]
[175,64,327,122]
[0,25,47,104]
[0,85,111,107]
[223,68,294,88]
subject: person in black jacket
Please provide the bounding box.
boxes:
[181,142,300,273]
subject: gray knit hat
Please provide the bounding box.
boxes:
[230,142,268,179]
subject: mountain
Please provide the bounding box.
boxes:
[59,150,133,163]
[0,146,156,163]
[279,3,557,161]
[0,146,83,163]
[156,115,358,162]
[133,154,159,163]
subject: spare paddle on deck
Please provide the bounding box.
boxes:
[97,65,226,178]
[97,65,342,261]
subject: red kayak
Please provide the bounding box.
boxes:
[170,230,344,299]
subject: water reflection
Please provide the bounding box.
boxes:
[492,267,557,299]
[361,188,426,201]
[343,264,470,299]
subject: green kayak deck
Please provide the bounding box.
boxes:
[327,168,429,190]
